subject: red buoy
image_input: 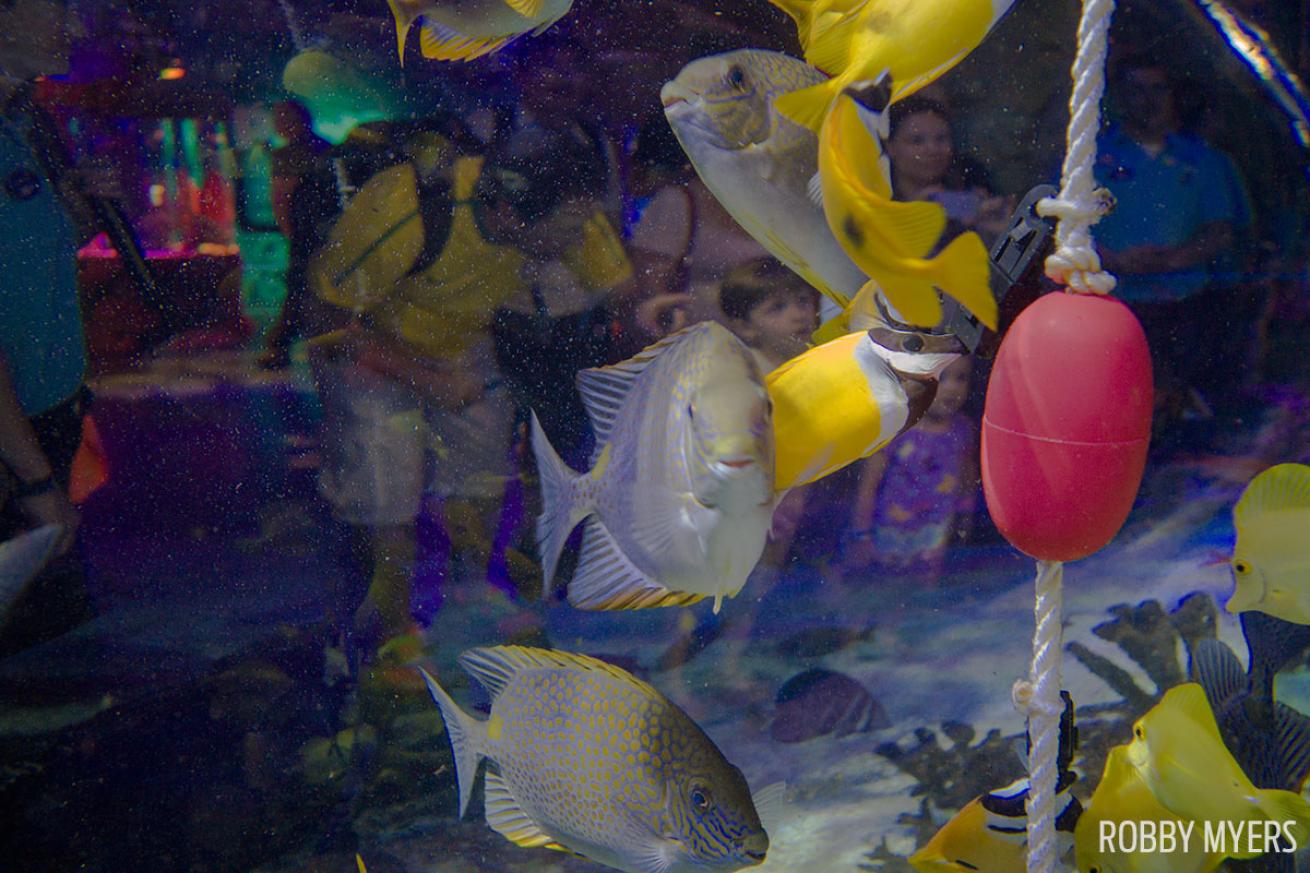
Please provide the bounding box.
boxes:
[981,292,1153,562]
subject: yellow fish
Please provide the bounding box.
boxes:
[770,0,1018,132]
[1125,683,1310,848]
[1074,746,1227,873]
[912,691,1080,872]
[420,647,772,873]
[767,328,958,491]
[817,85,994,329]
[1226,462,1310,624]
[384,0,573,64]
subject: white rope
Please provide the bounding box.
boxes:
[1012,560,1066,873]
[1036,0,1118,296]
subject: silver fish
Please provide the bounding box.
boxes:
[421,646,771,873]
[533,322,773,613]
[662,49,869,323]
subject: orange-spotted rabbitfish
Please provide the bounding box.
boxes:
[532,322,774,613]
[420,647,772,873]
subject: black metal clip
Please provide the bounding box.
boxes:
[936,183,1059,356]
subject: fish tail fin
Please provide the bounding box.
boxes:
[775,79,837,133]
[529,411,588,596]
[419,667,487,819]
[926,231,996,330]
[1258,787,1310,849]
[385,0,417,64]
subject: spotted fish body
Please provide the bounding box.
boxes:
[662,50,868,325]
[421,647,770,873]
[533,322,774,613]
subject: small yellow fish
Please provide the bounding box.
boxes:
[913,692,1080,873]
[356,854,368,873]
[770,0,1017,132]
[1074,746,1226,873]
[818,86,994,329]
[420,647,771,873]
[1125,683,1310,848]
[1226,463,1310,624]
[910,797,1027,873]
[767,329,958,491]
[384,0,573,64]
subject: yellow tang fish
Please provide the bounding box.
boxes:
[420,647,772,873]
[818,85,994,330]
[384,0,573,64]
[770,0,1017,132]
[1226,462,1310,624]
[1074,745,1227,873]
[532,322,774,614]
[1125,683,1310,848]
[767,328,959,491]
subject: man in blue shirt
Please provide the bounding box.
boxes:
[1094,55,1251,425]
[0,0,108,653]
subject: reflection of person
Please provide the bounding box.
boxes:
[719,259,818,375]
[0,0,104,653]
[841,356,979,585]
[1094,55,1252,422]
[262,100,339,368]
[886,96,1013,241]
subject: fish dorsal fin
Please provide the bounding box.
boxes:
[1236,463,1310,526]
[420,21,512,62]
[1277,702,1310,792]
[460,646,664,699]
[503,0,545,19]
[569,517,705,611]
[576,324,704,445]
[484,768,568,850]
[1162,682,1223,736]
[1190,638,1249,712]
[751,781,787,834]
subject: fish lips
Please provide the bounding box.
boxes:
[662,90,759,152]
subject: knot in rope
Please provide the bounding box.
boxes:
[1011,678,1065,718]
[1038,189,1118,295]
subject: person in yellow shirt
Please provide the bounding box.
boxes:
[307,124,631,650]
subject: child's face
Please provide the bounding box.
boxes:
[927,356,972,420]
[742,290,817,358]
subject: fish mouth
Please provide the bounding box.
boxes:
[660,81,692,109]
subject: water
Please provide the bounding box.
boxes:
[3,1,1310,872]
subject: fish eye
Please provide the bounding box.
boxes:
[1134,725,1144,740]
[727,65,747,91]
[687,404,696,421]
[1233,559,1250,575]
[690,785,712,812]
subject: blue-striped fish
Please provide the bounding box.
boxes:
[420,646,772,873]
[532,321,774,613]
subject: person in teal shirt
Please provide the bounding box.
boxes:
[0,0,110,653]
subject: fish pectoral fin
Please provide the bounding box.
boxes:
[568,518,704,611]
[502,0,545,19]
[484,769,567,850]
[775,80,837,133]
[419,21,513,62]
